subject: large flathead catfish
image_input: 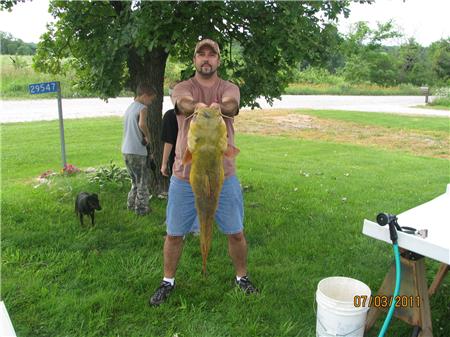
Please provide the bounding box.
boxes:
[182,107,239,274]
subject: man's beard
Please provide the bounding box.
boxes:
[197,63,217,77]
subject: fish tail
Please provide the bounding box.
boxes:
[202,256,207,276]
[201,238,209,276]
[199,210,214,274]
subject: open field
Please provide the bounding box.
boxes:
[1,110,449,336]
[285,82,422,96]
[235,109,450,159]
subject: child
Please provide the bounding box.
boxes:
[160,108,177,178]
[121,83,156,215]
[160,82,180,178]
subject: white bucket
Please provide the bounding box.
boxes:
[316,276,371,337]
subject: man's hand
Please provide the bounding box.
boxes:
[184,102,208,117]
[195,102,208,110]
[209,102,221,111]
[176,97,208,116]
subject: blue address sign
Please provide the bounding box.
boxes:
[29,81,59,94]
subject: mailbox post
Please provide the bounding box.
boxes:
[28,81,67,168]
[420,86,429,104]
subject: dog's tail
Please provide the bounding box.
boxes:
[75,199,79,216]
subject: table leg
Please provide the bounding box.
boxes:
[365,254,433,337]
[428,263,449,296]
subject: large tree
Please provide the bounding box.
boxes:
[428,38,450,84]
[397,38,434,86]
[3,0,353,193]
[339,21,402,85]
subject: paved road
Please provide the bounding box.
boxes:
[1,95,449,123]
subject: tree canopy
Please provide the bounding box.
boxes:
[30,1,352,105]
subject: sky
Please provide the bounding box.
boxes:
[0,0,449,47]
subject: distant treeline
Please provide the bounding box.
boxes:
[1,31,36,55]
[295,22,450,87]
[2,22,449,87]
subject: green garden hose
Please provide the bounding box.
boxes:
[378,243,401,337]
[375,213,403,337]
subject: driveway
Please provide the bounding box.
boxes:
[1,95,448,123]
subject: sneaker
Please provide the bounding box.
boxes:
[157,192,168,199]
[149,281,175,306]
[190,231,200,237]
[235,276,259,294]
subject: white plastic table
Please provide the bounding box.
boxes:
[363,184,450,265]
[362,184,450,337]
[0,301,17,337]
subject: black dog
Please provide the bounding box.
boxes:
[75,192,102,225]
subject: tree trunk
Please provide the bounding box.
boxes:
[128,47,169,195]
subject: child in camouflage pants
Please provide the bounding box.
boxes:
[121,83,156,215]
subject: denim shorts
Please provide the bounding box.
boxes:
[166,175,244,236]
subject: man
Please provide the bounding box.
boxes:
[149,38,258,306]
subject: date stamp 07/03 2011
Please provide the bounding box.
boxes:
[353,295,421,309]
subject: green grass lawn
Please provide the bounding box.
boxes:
[415,105,450,111]
[294,109,450,133]
[1,113,450,337]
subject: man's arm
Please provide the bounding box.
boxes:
[176,96,207,116]
[138,107,150,144]
[215,96,239,117]
[175,96,196,116]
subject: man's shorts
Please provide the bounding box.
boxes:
[166,175,244,236]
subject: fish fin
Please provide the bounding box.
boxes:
[224,144,240,158]
[182,149,192,165]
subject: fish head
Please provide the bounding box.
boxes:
[191,106,222,125]
[184,107,228,162]
[189,107,226,138]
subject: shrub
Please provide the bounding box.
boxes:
[430,87,450,107]
[88,161,130,188]
[292,66,344,85]
[9,55,29,70]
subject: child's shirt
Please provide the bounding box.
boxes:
[121,101,147,156]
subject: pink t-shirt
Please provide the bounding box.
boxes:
[171,77,240,181]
